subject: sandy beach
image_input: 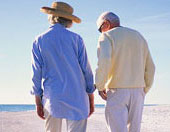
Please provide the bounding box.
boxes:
[1,105,170,132]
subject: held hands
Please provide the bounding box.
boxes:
[99,89,107,101]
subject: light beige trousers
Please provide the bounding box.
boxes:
[44,109,87,132]
[105,88,145,132]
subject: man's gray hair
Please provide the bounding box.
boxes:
[48,15,72,28]
[97,12,120,30]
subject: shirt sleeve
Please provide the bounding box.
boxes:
[95,33,113,91]
[31,38,43,96]
[78,36,95,94]
[144,44,155,93]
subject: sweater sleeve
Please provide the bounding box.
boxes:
[144,44,155,93]
[95,33,113,91]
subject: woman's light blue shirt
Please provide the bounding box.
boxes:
[31,23,95,120]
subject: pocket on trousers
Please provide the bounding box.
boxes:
[141,88,146,98]
[107,89,117,101]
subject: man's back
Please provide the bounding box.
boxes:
[97,27,154,91]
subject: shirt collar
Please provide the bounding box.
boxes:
[49,23,65,29]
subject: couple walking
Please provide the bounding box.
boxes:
[31,2,155,132]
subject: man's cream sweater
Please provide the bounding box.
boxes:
[95,27,155,93]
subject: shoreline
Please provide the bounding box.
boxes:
[0,104,170,112]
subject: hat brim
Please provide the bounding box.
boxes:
[41,7,81,23]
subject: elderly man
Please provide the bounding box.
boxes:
[31,2,95,132]
[95,12,155,132]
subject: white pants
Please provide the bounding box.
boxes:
[44,109,87,132]
[105,88,145,132]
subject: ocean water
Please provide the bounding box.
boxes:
[0,104,159,112]
[0,105,36,112]
[0,104,105,112]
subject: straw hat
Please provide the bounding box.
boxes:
[40,2,81,23]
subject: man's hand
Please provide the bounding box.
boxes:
[99,90,107,100]
[88,93,94,117]
[36,104,45,120]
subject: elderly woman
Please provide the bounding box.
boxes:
[31,2,95,132]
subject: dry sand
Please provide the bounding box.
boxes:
[1,105,170,132]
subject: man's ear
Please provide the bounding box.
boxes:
[105,20,111,30]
